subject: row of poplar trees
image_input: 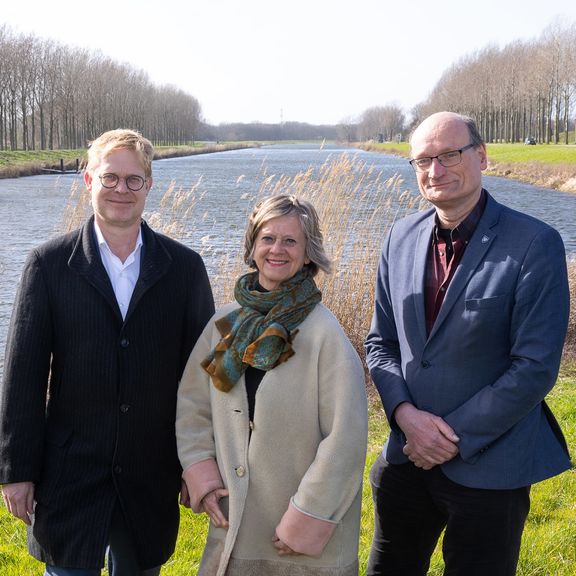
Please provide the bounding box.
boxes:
[2,21,575,149]
[415,21,576,144]
[0,24,202,151]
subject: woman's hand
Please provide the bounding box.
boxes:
[272,533,300,556]
[201,488,229,528]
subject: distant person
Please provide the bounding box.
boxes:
[176,194,368,575]
[365,111,571,576]
[0,129,215,576]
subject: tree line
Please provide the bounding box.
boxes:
[360,21,576,145]
[0,24,202,150]
[415,21,576,144]
[1,21,575,149]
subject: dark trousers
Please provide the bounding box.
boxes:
[107,503,161,576]
[45,502,161,576]
[366,455,530,576]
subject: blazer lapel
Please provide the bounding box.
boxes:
[125,221,172,321]
[428,195,501,340]
[413,214,435,344]
[68,216,121,318]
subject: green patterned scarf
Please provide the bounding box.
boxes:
[201,268,321,392]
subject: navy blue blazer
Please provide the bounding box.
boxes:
[366,192,571,489]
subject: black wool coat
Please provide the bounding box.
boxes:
[0,217,215,569]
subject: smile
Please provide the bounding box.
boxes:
[266,259,288,265]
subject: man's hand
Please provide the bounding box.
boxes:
[1,481,35,525]
[201,488,229,528]
[180,479,191,507]
[395,403,460,469]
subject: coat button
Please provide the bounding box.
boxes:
[421,360,431,368]
[114,465,122,474]
[120,404,131,413]
[235,466,246,477]
[120,338,129,348]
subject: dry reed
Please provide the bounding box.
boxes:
[145,152,423,358]
[61,152,575,361]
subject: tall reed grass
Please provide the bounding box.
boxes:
[153,153,426,357]
[62,152,426,358]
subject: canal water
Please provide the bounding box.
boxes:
[1,143,575,376]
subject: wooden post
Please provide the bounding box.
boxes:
[60,159,64,172]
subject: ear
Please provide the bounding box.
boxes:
[83,170,93,190]
[146,176,153,195]
[479,144,488,170]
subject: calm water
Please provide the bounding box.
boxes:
[1,143,575,376]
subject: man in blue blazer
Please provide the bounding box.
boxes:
[0,129,215,575]
[365,112,571,576]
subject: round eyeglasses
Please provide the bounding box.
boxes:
[99,173,147,191]
[409,143,476,172]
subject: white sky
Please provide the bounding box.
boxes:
[2,0,576,125]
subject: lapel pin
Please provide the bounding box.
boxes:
[481,235,490,243]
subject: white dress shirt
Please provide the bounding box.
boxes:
[94,222,143,320]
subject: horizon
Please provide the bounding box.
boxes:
[2,0,576,125]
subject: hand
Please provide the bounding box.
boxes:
[395,403,460,469]
[180,479,191,508]
[1,481,35,525]
[201,488,229,528]
[272,534,300,556]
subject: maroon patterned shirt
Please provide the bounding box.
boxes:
[425,190,487,335]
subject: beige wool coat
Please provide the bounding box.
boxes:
[176,302,368,576]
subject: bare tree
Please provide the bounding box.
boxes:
[359,105,405,142]
[413,22,576,144]
[0,25,204,150]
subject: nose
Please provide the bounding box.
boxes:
[428,157,446,178]
[269,239,285,252]
[114,179,130,193]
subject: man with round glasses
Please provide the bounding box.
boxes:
[365,112,570,575]
[0,129,215,575]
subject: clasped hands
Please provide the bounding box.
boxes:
[183,484,298,555]
[395,403,460,470]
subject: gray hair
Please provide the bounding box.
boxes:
[461,115,485,147]
[244,194,332,276]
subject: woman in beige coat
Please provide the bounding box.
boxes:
[176,194,368,575]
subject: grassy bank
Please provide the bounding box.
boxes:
[0,143,257,180]
[356,141,576,192]
[2,363,574,575]
[1,153,574,575]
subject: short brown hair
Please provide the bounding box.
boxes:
[244,194,332,276]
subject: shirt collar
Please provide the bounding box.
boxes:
[93,220,143,255]
[434,189,487,243]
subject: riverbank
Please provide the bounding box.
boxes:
[0,142,258,180]
[355,142,576,193]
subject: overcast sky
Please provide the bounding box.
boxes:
[2,0,576,125]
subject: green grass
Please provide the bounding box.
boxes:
[0,149,84,168]
[356,141,576,191]
[0,143,243,167]
[357,141,576,164]
[0,144,257,180]
[2,364,575,575]
[486,143,576,164]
